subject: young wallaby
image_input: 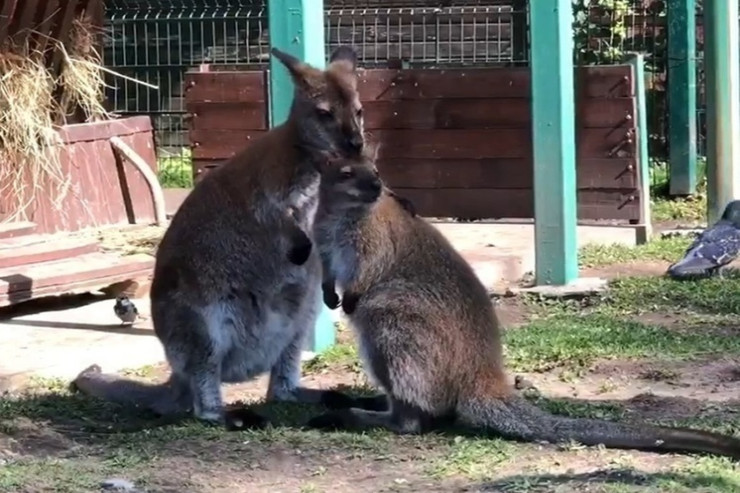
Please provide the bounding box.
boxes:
[71,45,366,429]
[308,152,740,459]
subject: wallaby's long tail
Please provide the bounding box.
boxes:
[71,364,190,416]
[457,395,740,459]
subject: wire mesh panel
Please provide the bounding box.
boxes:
[104,0,269,187]
[325,1,530,68]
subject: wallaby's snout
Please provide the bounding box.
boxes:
[357,169,382,203]
[343,123,365,154]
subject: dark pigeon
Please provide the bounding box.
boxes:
[113,295,139,325]
[667,200,740,279]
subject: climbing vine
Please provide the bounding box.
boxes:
[573,0,635,64]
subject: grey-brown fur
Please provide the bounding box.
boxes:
[72,45,366,428]
[308,150,740,459]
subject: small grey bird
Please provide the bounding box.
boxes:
[667,200,740,279]
[113,295,139,325]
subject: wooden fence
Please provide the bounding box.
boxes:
[185,64,644,222]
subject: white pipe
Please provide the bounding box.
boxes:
[109,136,167,227]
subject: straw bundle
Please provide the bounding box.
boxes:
[0,13,110,222]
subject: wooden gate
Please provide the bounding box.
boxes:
[185,64,643,222]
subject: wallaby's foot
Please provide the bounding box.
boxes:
[224,406,270,431]
[287,230,313,266]
[341,291,360,315]
[322,284,341,309]
[321,390,389,412]
[69,364,103,393]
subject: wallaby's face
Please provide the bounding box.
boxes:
[320,144,383,211]
[272,46,364,156]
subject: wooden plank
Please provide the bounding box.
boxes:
[49,0,80,77]
[363,98,635,129]
[10,0,40,46]
[0,222,37,239]
[0,236,99,269]
[57,116,153,144]
[189,130,267,160]
[187,102,268,130]
[0,0,18,44]
[0,252,153,295]
[359,66,634,101]
[192,127,637,161]
[185,72,266,104]
[0,264,153,307]
[378,158,637,189]
[389,188,640,221]
[34,0,60,54]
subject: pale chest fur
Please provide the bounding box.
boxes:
[317,217,361,287]
[288,175,321,232]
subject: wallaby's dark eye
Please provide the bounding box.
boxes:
[340,169,354,179]
[356,108,363,118]
[316,108,334,120]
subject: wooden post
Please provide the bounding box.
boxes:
[529,0,578,285]
[705,0,740,224]
[667,0,697,196]
[267,0,335,354]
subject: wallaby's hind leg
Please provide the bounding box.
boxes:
[306,398,434,434]
[266,285,330,404]
[162,303,227,424]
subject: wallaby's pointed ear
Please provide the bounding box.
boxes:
[328,46,359,72]
[271,47,313,90]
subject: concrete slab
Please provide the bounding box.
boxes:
[0,297,162,391]
[430,220,637,291]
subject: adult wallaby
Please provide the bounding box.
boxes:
[71,45,366,429]
[308,147,740,459]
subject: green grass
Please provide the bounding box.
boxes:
[579,235,692,268]
[157,148,193,188]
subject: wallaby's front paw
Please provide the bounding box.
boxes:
[305,411,347,431]
[224,407,270,431]
[321,390,357,410]
[341,291,360,315]
[287,234,313,266]
[322,287,341,310]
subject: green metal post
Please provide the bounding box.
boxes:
[628,53,652,243]
[704,0,740,224]
[268,0,335,353]
[529,0,578,285]
[667,0,697,196]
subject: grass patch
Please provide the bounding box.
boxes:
[607,274,740,314]
[503,313,740,374]
[157,148,193,188]
[579,235,691,268]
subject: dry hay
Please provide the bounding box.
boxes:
[57,15,110,121]
[0,49,67,222]
[0,14,111,223]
